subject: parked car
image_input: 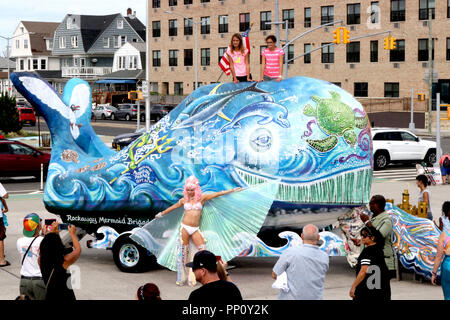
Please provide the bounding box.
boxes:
[111,128,146,150]
[17,107,36,126]
[93,105,117,120]
[371,128,436,170]
[111,103,138,121]
[147,104,171,122]
[0,140,51,178]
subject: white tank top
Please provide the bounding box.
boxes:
[442,216,450,233]
[418,188,432,215]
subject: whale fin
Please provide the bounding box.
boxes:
[62,78,115,157]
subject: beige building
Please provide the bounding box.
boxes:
[148,0,449,126]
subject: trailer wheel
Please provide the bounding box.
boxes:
[112,234,157,273]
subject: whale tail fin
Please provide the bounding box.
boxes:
[11,72,113,158]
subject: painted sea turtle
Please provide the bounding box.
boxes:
[303,91,368,152]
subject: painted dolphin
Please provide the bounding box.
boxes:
[11,72,372,235]
[219,94,290,133]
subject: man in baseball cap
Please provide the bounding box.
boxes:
[186,250,242,301]
[16,213,46,300]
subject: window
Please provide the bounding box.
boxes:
[418,39,434,61]
[287,45,294,64]
[347,42,360,63]
[80,58,86,68]
[391,0,406,22]
[321,43,334,63]
[370,40,378,62]
[184,49,193,66]
[59,37,65,49]
[201,0,210,2]
[447,38,450,60]
[260,11,271,30]
[321,6,334,25]
[117,20,123,29]
[240,13,250,32]
[41,59,46,70]
[153,50,161,67]
[153,0,160,8]
[201,17,210,34]
[73,58,78,67]
[260,45,267,64]
[390,39,405,62]
[219,15,228,33]
[152,21,161,37]
[174,82,183,95]
[169,0,177,6]
[169,50,178,66]
[218,47,227,63]
[71,36,78,48]
[332,82,341,87]
[304,44,311,64]
[347,3,361,25]
[419,0,435,20]
[401,132,417,141]
[20,59,24,70]
[304,8,311,28]
[33,59,38,70]
[24,39,28,49]
[184,18,193,35]
[103,37,110,48]
[15,40,19,49]
[184,0,192,4]
[201,48,210,66]
[354,82,368,97]
[282,9,294,29]
[384,82,399,97]
[371,2,379,24]
[169,19,178,36]
[47,39,53,51]
[28,59,30,70]
[448,0,450,18]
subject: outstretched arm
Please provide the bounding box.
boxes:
[155,198,184,219]
[432,233,445,285]
[202,187,242,202]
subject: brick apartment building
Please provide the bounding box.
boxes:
[148,0,450,128]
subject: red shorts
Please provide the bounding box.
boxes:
[0,218,6,241]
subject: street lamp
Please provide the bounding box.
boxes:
[164,10,199,90]
[0,32,35,96]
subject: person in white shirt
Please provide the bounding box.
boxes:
[16,213,46,300]
[0,182,9,267]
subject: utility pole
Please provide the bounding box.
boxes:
[427,7,433,134]
[275,0,280,47]
[145,0,151,132]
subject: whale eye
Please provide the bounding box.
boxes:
[250,128,272,152]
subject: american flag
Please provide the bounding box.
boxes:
[219,28,251,76]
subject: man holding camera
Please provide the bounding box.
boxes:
[16,213,46,300]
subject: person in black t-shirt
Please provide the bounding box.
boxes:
[186,250,242,302]
[350,226,391,301]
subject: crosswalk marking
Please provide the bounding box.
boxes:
[373,168,417,181]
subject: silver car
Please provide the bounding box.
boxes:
[93,105,117,120]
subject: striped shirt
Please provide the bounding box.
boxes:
[262,48,284,77]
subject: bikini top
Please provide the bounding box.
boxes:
[184,202,203,211]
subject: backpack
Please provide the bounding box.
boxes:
[444,157,450,168]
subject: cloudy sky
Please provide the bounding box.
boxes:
[0,0,146,55]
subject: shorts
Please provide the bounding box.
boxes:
[0,218,6,241]
[441,166,450,176]
[236,74,252,82]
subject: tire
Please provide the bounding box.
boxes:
[111,113,116,121]
[424,149,436,166]
[112,234,157,273]
[31,121,36,126]
[126,114,131,121]
[101,114,106,120]
[374,151,390,170]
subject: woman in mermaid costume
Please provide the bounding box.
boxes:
[432,227,450,299]
[131,176,278,286]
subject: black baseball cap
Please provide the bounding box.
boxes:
[186,250,217,271]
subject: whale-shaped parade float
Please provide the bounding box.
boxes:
[11,72,442,279]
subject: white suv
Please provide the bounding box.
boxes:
[371,128,436,170]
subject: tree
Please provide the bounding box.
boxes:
[0,92,22,134]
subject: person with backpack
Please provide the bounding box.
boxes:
[440,154,450,184]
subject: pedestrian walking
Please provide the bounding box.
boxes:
[359,195,397,279]
[17,213,46,300]
[187,250,242,302]
[440,154,450,184]
[350,226,391,300]
[272,224,329,300]
[437,201,450,233]
[416,174,433,220]
[431,224,450,300]
[259,35,284,82]
[0,182,10,267]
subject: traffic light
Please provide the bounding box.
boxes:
[128,91,138,100]
[342,28,350,44]
[384,37,390,50]
[417,93,425,101]
[389,37,397,50]
[333,28,341,44]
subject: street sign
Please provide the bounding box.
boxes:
[141,81,149,98]
[424,69,438,83]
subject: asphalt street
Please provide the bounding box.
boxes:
[0,180,446,300]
